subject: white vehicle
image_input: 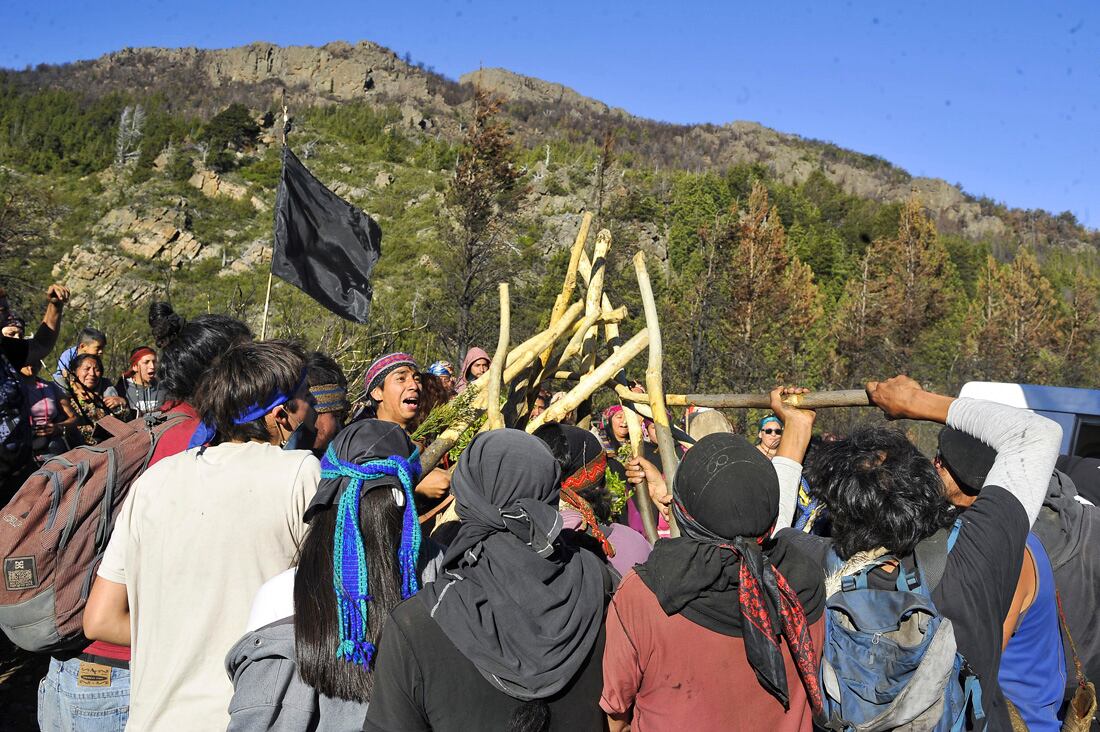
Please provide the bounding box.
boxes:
[959,381,1100,458]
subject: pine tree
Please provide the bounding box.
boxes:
[1061,269,1100,386]
[833,196,959,384]
[438,89,528,358]
[963,249,1066,383]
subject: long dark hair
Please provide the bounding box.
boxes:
[151,303,252,401]
[293,490,405,701]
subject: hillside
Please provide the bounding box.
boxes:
[0,40,1097,409]
[8,41,1097,250]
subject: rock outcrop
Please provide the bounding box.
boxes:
[52,244,159,309]
[460,68,627,119]
[95,200,209,267]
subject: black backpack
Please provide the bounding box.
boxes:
[1032,471,1100,694]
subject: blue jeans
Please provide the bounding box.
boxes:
[38,657,130,732]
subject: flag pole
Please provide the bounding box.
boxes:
[260,106,291,341]
[260,267,274,339]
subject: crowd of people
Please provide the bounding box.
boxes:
[1,282,1097,732]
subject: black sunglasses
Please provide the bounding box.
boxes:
[761,428,783,435]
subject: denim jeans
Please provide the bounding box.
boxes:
[38,657,130,732]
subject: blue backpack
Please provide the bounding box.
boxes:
[819,520,986,731]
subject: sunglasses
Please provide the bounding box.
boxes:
[761,428,783,435]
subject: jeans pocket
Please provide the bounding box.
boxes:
[69,703,129,732]
[38,671,60,732]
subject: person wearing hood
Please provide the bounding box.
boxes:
[455,347,490,393]
[364,429,613,732]
[534,423,653,579]
[225,420,444,731]
[116,345,165,416]
[602,387,826,732]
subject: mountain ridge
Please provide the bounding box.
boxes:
[4,40,1096,249]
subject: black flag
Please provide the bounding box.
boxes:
[272,146,381,324]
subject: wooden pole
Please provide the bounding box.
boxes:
[526,329,649,433]
[485,283,510,430]
[542,213,592,359]
[260,267,274,340]
[634,251,680,537]
[577,229,612,429]
[624,405,659,543]
[617,389,871,409]
[420,301,585,472]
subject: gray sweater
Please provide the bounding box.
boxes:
[224,544,443,731]
[225,619,369,732]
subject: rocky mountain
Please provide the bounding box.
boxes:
[10,40,1094,250]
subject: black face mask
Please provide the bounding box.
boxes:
[282,419,317,451]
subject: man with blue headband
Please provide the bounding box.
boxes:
[84,341,320,732]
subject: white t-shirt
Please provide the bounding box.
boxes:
[98,441,319,732]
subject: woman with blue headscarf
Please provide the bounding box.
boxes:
[226,420,444,731]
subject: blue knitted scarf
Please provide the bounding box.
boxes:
[320,445,422,667]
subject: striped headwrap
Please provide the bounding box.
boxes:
[363,352,418,395]
[320,445,423,668]
[310,383,349,414]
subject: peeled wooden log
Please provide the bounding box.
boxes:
[634,251,680,538]
[526,328,650,433]
[577,230,613,429]
[624,406,660,544]
[543,212,593,363]
[617,389,871,409]
[420,301,586,472]
[485,283,510,431]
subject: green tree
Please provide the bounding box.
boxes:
[438,89,529,358]
[833,196,959,385]
[201,103,260,151]
[962,249,1066,383]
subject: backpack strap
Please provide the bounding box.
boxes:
[915,517,963,591]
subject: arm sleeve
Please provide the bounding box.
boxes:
[363,616,430,732]
[97,486,136,584]
[771,456,803,534]
[946,397,1062,526]
[600,587,643,717]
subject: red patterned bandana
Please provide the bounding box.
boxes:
[562,451,607,493]
[560,452,615,558]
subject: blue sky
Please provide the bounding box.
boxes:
[2,1,1097,228]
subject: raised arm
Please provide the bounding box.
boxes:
[25,284,70,365]
[770,386,816,533]
[866,375,1061,526]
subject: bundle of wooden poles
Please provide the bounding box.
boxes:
[416,212,871,542]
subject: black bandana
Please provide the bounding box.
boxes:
[420,429,607,700]
[636,433,824,712]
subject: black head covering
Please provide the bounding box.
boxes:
[937,426,996,493]
[536,424,601,480]
[636,433,824,713]
[534,423,616,556]
[420,429,607,701]
[305,419,416,522]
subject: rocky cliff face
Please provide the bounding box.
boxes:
[13,41,1087,255]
